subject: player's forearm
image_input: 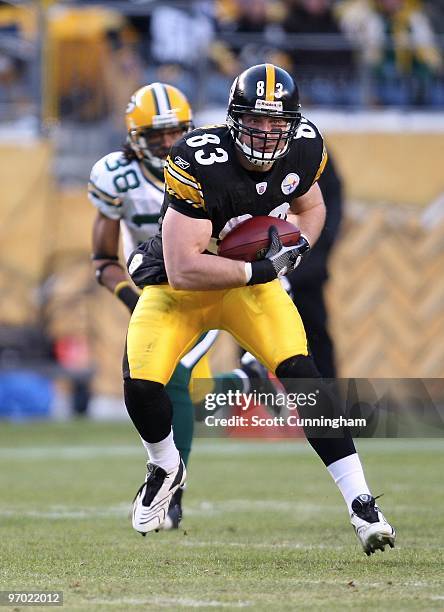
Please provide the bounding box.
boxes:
[93,260,127,293]
[288,202,325,247]
[167,253,247,290]
[93,260,140,312]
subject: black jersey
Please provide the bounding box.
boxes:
[128,118,327,287]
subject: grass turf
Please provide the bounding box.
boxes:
[0,421,443,611]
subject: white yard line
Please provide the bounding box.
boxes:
[181,540,342,551]
[0,504,130,519]
[0,446,141,460]
[0,499,342,520]
[88,597,252,608]
[0,439,442,460]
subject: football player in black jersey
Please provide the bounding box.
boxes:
[124,64,395,555]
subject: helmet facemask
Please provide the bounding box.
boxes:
[227,112,300,167]
[125,83,193,174]
[129,121,192,173]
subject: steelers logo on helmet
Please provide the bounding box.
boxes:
[126,83,193,173]
[227,64,301,167]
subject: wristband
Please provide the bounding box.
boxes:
[114,281,140,313]
[279,276,292,294]
[244,263,252,284]
[298,234,311,254]
[95,261,124,285]
[91,253,119,261]
[247,259,277,286]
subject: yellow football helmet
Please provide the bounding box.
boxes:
[125,83,193,172]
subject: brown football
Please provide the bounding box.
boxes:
[217,216,301,262]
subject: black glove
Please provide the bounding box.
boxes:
[248,226,310,285]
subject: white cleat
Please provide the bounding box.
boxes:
[156,486,184,531]
[132,459,186,535]
[350,494,396,556]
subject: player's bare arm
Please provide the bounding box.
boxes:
[92,211,139,311]
[92,212,126,291]
[162,207,247,290]
[287,181,326,247]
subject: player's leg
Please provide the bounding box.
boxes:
[167,363,195,467]
[223,281,395,554]
[291,282,337,378]
[124,285,205,534]
[160,366,193,530]
[275,355,395,554]
[222,280,309,371]
[191,352,278,420]
[161,332,219,530]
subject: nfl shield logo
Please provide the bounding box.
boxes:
[256,182,267,195]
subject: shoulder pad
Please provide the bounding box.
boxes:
[294,117,323,143]
[287,117,327,194]
[88,152,129,217]
[164,131,207,216]
[164,125,231,216]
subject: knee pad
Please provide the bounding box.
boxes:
[276,356,356,464]
[124,378,164,405]
[276,355,321,379]
[124,378,172,443]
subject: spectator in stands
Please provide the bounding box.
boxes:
[142,2,214,107]
[339,0,443,106]
[103,25,144,149]
[0,3,32,115]
[424,1,444,35]
[207,0,286,104]
[280,0,358,105]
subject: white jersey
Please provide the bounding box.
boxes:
[88,151,164,261]
[88,150,220,369]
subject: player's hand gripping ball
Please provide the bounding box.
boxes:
[217,216,301,262]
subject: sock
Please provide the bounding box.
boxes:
[327,453,371,514]
[141,430,180,473]
[167,364,195,466]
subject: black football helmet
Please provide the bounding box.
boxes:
[227,64,301,167]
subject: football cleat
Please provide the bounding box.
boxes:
[132,458,186,535]
[157,486,184,530]
[351,494,396,556]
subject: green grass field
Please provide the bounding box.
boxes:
[0,421,443,611]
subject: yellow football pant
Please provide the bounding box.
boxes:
[126,280,308,384]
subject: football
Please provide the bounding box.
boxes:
[217,216,301,262]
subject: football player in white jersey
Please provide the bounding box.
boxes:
[89,83,220,529]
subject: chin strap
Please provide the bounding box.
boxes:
[235,138,288,167]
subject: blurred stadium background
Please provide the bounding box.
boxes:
[1,2,444,609]
[0,0,443,420]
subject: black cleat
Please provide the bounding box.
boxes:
[157,486,184,530]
